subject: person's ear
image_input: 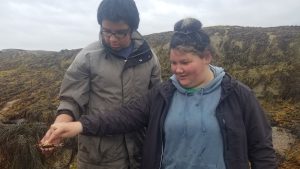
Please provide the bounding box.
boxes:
[203,49,212,64]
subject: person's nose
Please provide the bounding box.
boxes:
[174,65,184,74]
[108,34,118,41]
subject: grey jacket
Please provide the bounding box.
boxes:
[57,31,161,169]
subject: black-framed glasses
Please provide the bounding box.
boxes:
[100,28,130,39]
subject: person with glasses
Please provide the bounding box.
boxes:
[43,18,277,169]
[40,0,161,169]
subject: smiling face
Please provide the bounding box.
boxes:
[170,49,212,88]
[101,20,132,51]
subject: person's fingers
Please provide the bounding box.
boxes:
[40,129,52,143]
[47,124,64,143]
[39,129,53,153]
[44,122,83,143]
[39,137,63,156]
[39,126,59,151]
[47,133,58,143]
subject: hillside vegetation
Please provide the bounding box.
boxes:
[0,26,299,168]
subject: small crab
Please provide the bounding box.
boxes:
[38,141,64,149]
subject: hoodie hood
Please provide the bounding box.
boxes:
[170,65,225,95]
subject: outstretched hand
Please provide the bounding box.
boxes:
[47,122,83,142]
[39,127,63,156]
[39,122,83,154]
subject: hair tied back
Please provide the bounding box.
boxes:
[173,31,197,35]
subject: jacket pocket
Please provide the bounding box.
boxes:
[77,135,102,164]
[99,134,128,163]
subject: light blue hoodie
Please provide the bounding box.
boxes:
[162,65,226,169]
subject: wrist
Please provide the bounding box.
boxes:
[75,121,83,134]
[55,114,74,123]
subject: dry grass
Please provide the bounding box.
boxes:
[0,122,77,169]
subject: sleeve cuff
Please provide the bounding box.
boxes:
[57,100,80,120]
[56,110,75,120]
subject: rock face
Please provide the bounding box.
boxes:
[272,127,296,156]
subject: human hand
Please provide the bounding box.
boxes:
[39,128,63,156]
[39,113,74,156]
[46,122,83,142]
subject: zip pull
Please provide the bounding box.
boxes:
[222,119,227,129]
[222,118,229,151]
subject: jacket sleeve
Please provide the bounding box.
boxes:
[149,50,162,89]
[239,85,277,169]
[79,89,152,136]
[57,49,91,120]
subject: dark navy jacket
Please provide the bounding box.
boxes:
[80,73,277,169]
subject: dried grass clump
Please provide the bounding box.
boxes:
[0,122,77,169]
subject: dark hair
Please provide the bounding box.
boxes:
[97,0,140,31]
[170,18,210,56]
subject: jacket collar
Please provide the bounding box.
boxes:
[158,73,238,103]
[159,74,237,102]
[220,73,237,102]
[159,80,176,102]
[102,31,153,70]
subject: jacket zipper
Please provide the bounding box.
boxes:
[222,118,229,151]
[121,59,127,105]
[158,110,165,169]
[157,83,177,169]
[158,143,164,169]
[158,98,171,169]
[217,98,229,169]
